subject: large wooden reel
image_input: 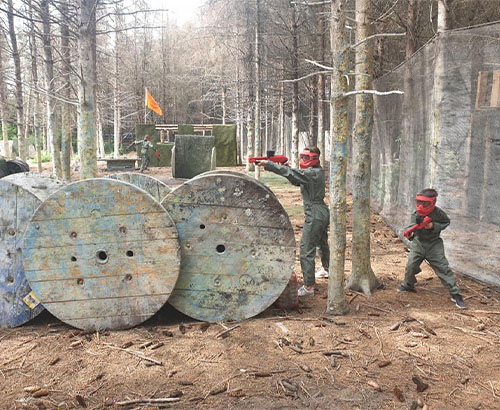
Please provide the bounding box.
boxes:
[22,179,180,330]
[0,173,65,328]
[106,172,171,202]
[161,173,296,322]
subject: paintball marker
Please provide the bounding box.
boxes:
[249,150,288,165]
[404,216,432,239]
[155,150,160,160]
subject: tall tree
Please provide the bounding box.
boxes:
[28,0,42,172]
[60,0,73,181]
[326,0,348,316]
[430,0,448,186]
[317,3,327,166]
[0,28,10,159]
[113,2,122,158]
[254,0,262,179]
[290,2,299,168]
[346,0,379,295]
[41,0,62,177]
[78,0,98,179]
[7,0,25,160]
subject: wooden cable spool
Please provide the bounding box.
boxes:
[22,178,180,330]
[106,172,171,202]
[161,173,296,322]
[0,173,65,328]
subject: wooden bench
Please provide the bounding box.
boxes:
[99,158,138,171]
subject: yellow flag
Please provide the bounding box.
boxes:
[146,89,163,116]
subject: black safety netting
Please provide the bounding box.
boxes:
[371,22,500,287]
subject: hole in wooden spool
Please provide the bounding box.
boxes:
[8,228,15,236]
[7,276,14,283]
[71,256,77,262]
[126,250,134,257]
[77,278,84,286]
[119,226,127,234]
[70,232,77,239]
[200,224,206,229]
[125,274,132,282]
[216,244,226,254]
[96,250,108,264]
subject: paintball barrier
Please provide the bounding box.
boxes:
[171,135,216,179]
[0,173,66,327]
[371,22,500,287]
[1,171,296,330]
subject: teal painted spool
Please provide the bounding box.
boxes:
[106,172,171,202]
[162,173,296,322]
[22,178,180,331]
[0,173,65,328]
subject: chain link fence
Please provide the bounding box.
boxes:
[372,22,500,287]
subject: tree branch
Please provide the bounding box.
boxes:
[350,32,407,49]
[281,70,330,83]
[305,59,334,71]
[342,89,404,97]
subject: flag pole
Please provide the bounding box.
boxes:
[144,87,147,124]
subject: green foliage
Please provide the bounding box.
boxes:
[36,152,52,163]
[7,123,17,139]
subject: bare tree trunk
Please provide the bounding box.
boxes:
[406,0,416,57]
[326,0,348,316]
[41,0,62,177]
[279,82,285,155]
[317,4,326,165]
[236,64,243,164]
[23,90,32,159]
[430,0,448,186]
[246,111,254,171]
[96,103,105,158]
[222,86,227,124]
[61,0,72,181]
[245,0,255,172]
[254,0,262,180]
[346,0,379,295]
[78,0,98,179]
[28,0,42,171]
[7,0,25,160]
[290,3,299,168]
[264,93,269,153]
[0,32,10,159]
[113,5,122,159]
[309,78,317,146]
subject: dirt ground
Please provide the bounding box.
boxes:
[1,164,499,410]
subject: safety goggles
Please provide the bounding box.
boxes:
[300,153,318,161]
[415,195,435,208]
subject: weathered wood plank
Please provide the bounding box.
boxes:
[161,173,296,322]
[0,173,65,328]
[22,178,180,330]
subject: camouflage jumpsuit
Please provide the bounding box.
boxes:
[264,161,329,286]
[133,140,155,172]
[403,206,460,295]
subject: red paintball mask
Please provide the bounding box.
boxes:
[415,195,436,216]
[299,150,319,169]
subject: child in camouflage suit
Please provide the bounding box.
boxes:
[398,188,466,309]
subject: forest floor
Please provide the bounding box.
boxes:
[1,164,500,410]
